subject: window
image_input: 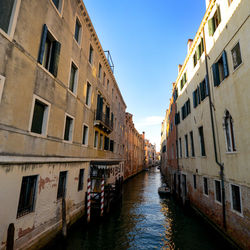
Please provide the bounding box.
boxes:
[103,72,106,86]
[208,5,221,36]
[110,140,114,152]
[82,125,88,145]
[0,0,17,34]
[74,18,82,44]
[179,138,182,158]
[107,79,109,91]
[190,131,195,157]
[185,134,189,158]
[203,177,208,195]
[64,115,73,141]
[104,136,109,150]
[223,110,236,152]
[193,52,197,67]
[51,0,63,13]
[99,134,103,150]
[181,99,191,120]
[78,169,84,191]
[193,87,201,108]
[215,180,222,203]
[196,38,204,61]
[85,82,91,106]
[180,72,187,90]
[17,175,37,217]
[69,62,78,93]
[193,175,197,189]
[231,184,241,213]
[199,76,209,101]
[212,51,229,87]
[231,42,242,70]
[94,131,98,148]
[38,25,61,77]
[89,44,93,64]
[199,126,206,156]
[57,171,67,199]
[98,63,102,79]
[31,98,49,135]
[174,112,180,125]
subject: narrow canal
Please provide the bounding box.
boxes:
[45,168,235,250]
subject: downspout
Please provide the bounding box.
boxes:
[202,28,227,231]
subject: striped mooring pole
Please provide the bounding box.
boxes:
[100,176,105,216]
[87,177,91,223]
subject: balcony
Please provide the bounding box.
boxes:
[94,110,113,134]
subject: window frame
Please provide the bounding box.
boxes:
[88,44,94,65]
[29,95,51,137]
[231,41,243,72]
[74,16,82,45]
[203,177,209,196]
[78,169,85,191]
[214,179,222,204]
[63,113,74,142]
[198,126,206,157]
[68,60,79,95]
[17,175,38,218]
[85,81,92,107]
[0,0,21,39]
[57,171,67,199]
[82,124,89,146]
[230,183,243,216]
[0,75,6,103]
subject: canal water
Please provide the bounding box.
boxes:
[45,167,235,250]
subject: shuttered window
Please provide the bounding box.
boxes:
[212,50,229,87]
[38,24,61,77]
[231,42,242,70]
[208,5,221,36]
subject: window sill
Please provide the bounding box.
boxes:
[37,63,56,79]
[68,89,77,98]
[232,62,243,74]
[84,103,91,109]
[225,151,237,155]
[215,200,222,206]
[49,0,63,18]
[81,144,88,148]
[16,211,35,219]
[63,140,73,144]
[203,193,209,198]
[231,208,244,218]
[29,131,47,139]
[73,37,82,48]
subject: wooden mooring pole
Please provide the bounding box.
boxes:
[62,197,67,237]
[87,178,91,223]
[100,176,104,216]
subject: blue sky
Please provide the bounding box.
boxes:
[84,0,206,151]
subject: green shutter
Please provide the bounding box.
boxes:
[201,38,204,54]
[196,46,201,60]
[208,18,215,36]
[184,73,187,83]
[222,50,229,78]
[217,5,221,24]
[49,41,61,77]
[212,63,220,86]
[38,24,48,64]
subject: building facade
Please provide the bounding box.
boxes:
[0,0,127,249]
[124,113,145,180]
[144,140,156,168]
[160,110,168,176]
[162,0,250,248]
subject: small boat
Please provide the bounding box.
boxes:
[158,184,171,196]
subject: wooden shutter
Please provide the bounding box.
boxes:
[38,24,48,64]
[212,63,220,86]
[208,18,215,36]
[197,86,201,104]
[217,5,221,24]
[222,50,229,78]
[49,41,61,77]
[193,90,197,108]
[205,75,209,96]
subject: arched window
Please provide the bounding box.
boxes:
[223,110,236,152]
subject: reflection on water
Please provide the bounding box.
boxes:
[45,168,235,250]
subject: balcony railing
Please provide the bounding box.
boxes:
[94,110,113,134]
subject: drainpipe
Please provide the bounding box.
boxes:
[202,29,227,231]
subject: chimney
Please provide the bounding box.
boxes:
[187,39,193,54]
[178,64,182,73]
